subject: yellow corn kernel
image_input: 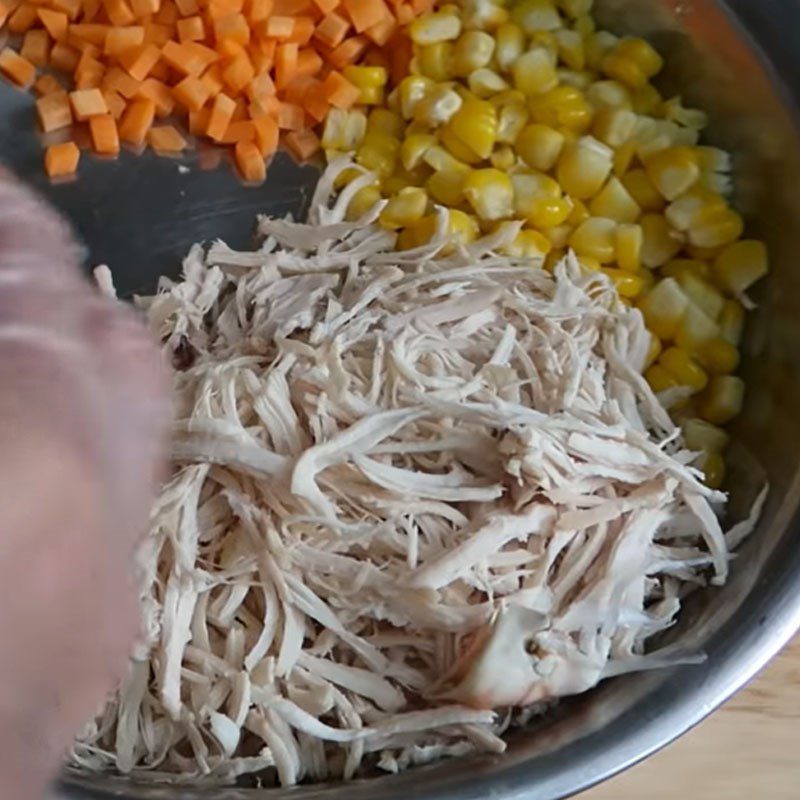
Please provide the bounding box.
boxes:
[379,187,428,229]
[447,208,480,248]
[664,186,727,232]
[452,30,495,75]
[497,102,530,143]
[444,99,498,159]
[566,197,590,225]
[463,168,515,220]
[674,303,720,353]
[701,451,726,489]
[646,364,680,393]
[638,277,689,339]
[557,68,592,90]
[501,228,552,258]
[643,146,701,202]
[532,196,573,228]
[515,123,565,171]
[495,22,525,71]
[343,65,388,92]
[555,28,585,70]
[659,347,709,393]
[427,169,467,205]
[398,76,435,120]
[592,107,637,149]
[688,206,744,249]
[662,258,710,282]
[569,217,617,263]
[355,131,400,179]
[617,37,664,76]
[683,418,729,453]
[687,244,724,262]
[718,299,745,346]
[589,176,641,223]
[712,239,768,294]
[409,10,462,45]
[513,48,559,96]
[698,375,745,425]
[417,42,455,81]
[333,166,369,190]
[585,79,631,109]
[557,136,613,199]
[640,213,683,268]
[423,144,470,172]
[382,174,412,195]
[460,0,509,31]
[695,337,740,375]
[439,126,485,164]
[400,134,436,171]
[546,223,573,249]
[615,222,643,271]
[512,0,562,32]
[611,141,637,178]
[469,68,510,98]
[601,267,645,298]
[585,31,619,70]
[413,86,463,126]
[514,172,571,226]
[395,214,434,250]
[674,272,724,320]
[645,332,662,368]
[346,185,382,221]
[631,82,662,115]
[490,145,516,170]
[529,85,593,132]
[367,108,405,139]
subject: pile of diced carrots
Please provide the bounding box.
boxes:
[0,0,426,180]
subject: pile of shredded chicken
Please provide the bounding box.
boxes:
[74,159,765,786]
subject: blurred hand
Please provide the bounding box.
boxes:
[0,171,167,798]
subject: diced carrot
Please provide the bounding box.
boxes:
[70,87,108,119]
[103,0,135,26]
[264,15,294,39]
[175,0,199,15]
[247,70,274,102]
[295,46,322,77]
[312,0,339,14]
[20,30,51,68]
[0,48,36,88]
[75,56,105,89]
[206,91,235,140]
[137,76,175,115]
[52,0,82,21]
[207,0,243,19]
[198,63,222,94]
[118,96,155,144]
[248,0,273,23]
[252,114,278,155]
[119,43,161,80]
[38,9,69,41]
[0,0,10,28]
[274,40,297,88]
[250,44,274,74]
[314,11,349,48]
[234,139,265,182]
[89,113,120,154]
[410,0,433,12]
[188,106,210,134]
[50,41,81,71]
[321,69,359,108]
[36,92,73,132]
[283,73,315,104]
[284,127,320,161]
[82,0,102,22]
[103,65,142,97]
[35,74,65,97]
[102,87,127,118]
[342,0,389,33]
[365,14,395,46]
[394,3,414,25]
[8,4,39,35]
[219,118,254,143]
[303,81,328,121]
[69,23,110,47]
[250,93,280,117]
[147,124,188,152]
[130,0,159,17]
[172,74,210,111]
[277,100,303,129]
[222,52,254,94]
[287,16,314,44]
[180,41,219,72]
[273,0,312,14]
[104,25,145,56]
[143,21,172,46]
[214,11,250,45]
[231,96,249,120]
[45,141,80,177]
[177,16,204,42]
[326,34,367,69]
[154,0,178,23]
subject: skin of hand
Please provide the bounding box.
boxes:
[0,171,168,799]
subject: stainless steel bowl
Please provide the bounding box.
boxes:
[1,1,797,798]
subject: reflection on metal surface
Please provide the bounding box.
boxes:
[3,1,799,798]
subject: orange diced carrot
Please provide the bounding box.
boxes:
[250,93,280,117]
[303,81,328,121]
[234,140,266,183]
[120,43,161,80]
[283,73,315,104]
[221,52,254,94]
[206,91,235,140]
[89,113,120,154]
[34,74,65,96]
[207,0,243,18]
[103,0,136,26]
[274,40,297,88]
[103,65,142,97]
[342,0,389,33]
[314,11,349,48]
[36,92,73,132]
[365,13,395,46]
[321,69,359,108]
[327,34,367,68]
[69,23,110,47]
[147,124,188,152]
[252,114,278,155]
[0,48,36,88]
[0,1,10,28]
[104,25,145,56]
[38,9,69,41]
[287,16,314,44]
[231,96,248,120]
[200,63,224,95]
[273,0,312,13]
[395,3,414,25]
[214,11,250,44]
[312,0,339,13]
[264,15,294,39]
[172,74,210,111]
[168,40,217,74]
[82,0,102,22]
[247,70,274,103]
[177,15,204,42]
[20,29,51,68]
[8,4,38,35]
[284,127,320,161]
[45,141,80,178]
[219,118,254,143]
[249,0,273,23]
[118,96,155,144]
[137,76,175,115]
[276,100,303,129]
[295,46,322,77]
[50,41,80,71]
[216,37,246,61]
[188,106,210,134]
[154,0,178,23]
[250,45,274,74]
[129,0,160,16]
[52,0,82,21]
[69,87,109,119]
[75,55,105,89]
[175,0,199,14]
[102,87,127,118]
[143,21,172,46]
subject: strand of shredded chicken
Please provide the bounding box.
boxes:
[73,158,766,786]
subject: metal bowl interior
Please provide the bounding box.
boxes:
[0,1,797,799]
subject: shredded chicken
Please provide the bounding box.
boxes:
[73,158,765,786]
